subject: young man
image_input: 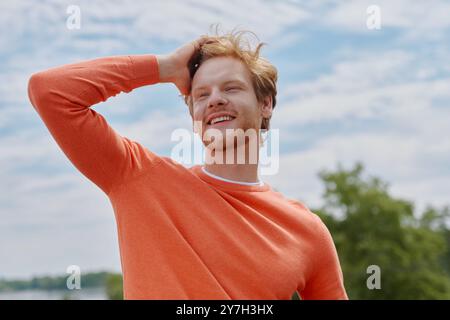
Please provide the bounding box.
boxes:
[27,29,348,300]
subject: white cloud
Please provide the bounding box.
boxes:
[323,0,450,40]
[115,108,193,151]
[266,47,450,218]
[265,131,450,217]
[0,0,308,52]
[275,49,450,127]
[0,156,122,277]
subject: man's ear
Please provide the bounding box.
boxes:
[260,95,273,119]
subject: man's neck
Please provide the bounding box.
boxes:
[203,136,262,183]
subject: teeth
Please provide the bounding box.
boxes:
[210,115,234,124]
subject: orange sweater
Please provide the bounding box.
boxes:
[27,54,348,300]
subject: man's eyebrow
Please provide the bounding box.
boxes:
[192,80,247,92]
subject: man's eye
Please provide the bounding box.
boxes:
[195,87,239,99]
[196,93,208,98]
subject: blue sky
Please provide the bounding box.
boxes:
[1,0,450,278]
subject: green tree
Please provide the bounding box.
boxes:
[313,162,450,299]
[106,274,123,300]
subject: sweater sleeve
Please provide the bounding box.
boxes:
[27,54,161,194]
[299,214,349,300]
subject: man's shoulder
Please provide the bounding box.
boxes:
[286,198,309,211]
[281,197,325,227]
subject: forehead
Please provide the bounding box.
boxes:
[192,56,251,90]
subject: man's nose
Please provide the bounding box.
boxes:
[207,89,228,108]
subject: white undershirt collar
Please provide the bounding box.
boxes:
[201,166,264,186]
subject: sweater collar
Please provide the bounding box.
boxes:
[192,165,270,192]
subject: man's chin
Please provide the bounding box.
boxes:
[203,137,259,165]
[205,123,237,133]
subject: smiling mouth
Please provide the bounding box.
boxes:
[207,115,236,125]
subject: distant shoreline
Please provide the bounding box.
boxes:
[0,271,123,300]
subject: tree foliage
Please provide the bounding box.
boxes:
[105,273,123,300]
[314,162,450,299]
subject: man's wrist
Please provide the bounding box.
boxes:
[156,54,175,84]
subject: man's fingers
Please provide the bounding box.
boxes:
[192,35,217,50]
[192,37,207,50]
